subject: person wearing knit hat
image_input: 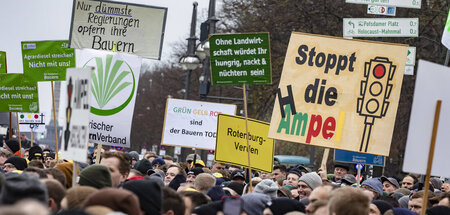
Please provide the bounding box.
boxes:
[254,179,279,199]
[2,139,20,154]
[128,151,140,167]
[426,205,450,215]
[134,159,152,175]
[371,200,393,215]
[391,208,417,215]
[362,178,384,198]
[3,156,27,173]
[226,181,245,196]
[55,161,80,189]
[151,157,165,169]
[78,164,112,189]
[265,198,306,215]
[60,186,98,210]
[298,172,322,200]
[83,188,143,215]
[207,185,226,201]
[28,145,44,162]
[241,193,271,215]
[123,179,162,215]
[0,173,48,205]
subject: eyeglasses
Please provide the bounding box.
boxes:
[2,164,16,169]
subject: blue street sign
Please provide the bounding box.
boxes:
[334,149,385,166]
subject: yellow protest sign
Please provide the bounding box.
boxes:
[215,114,274,173]
[268,32,408,156]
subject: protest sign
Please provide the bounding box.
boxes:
[76,49,141,147]
[22,40,75,81]
[161,98,236,150]
[442,10,450,49]
[0,51,6,74]
[268,32,408,156]
[69,0,167,59]
[215,114,274,173]
[0,74,39,113]
[18,112,46,132]
[60,68,91,162]
[209,33,271,85]
[403,60,450,178]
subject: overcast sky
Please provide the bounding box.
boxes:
[0,0,212,116]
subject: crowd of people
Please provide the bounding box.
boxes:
[0,138,449,215]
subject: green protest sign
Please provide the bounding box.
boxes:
[0,51,6,74]
[209,33,271,85]
[0,74,39,113]
[22,40,75,81]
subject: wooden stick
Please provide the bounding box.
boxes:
[420,100,441,215]
[95,144,102,164]
[72,161,78,187]
[51,81,59,160]
[242,84,253,192]
[8,112,12,139]
[15,113,22,157]
[320,148,330,170]
[31,132,34,147]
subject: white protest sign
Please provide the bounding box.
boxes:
[60,68,91,162]
[18,112,46,132]
[70,0,167,59]
[76,49,142,148]
[346,0,421,9]
[161,98,236,150]
[403,60,450,178]
[343,18,419,37]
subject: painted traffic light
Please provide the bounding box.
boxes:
[357,57,397,152]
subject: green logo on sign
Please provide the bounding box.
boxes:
[84,54,135,116]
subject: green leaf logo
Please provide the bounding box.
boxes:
[83,54,136,116]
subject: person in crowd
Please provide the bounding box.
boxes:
[78,164,112,189]
[437,192,450,207]
[370,200,393,215]
[409,190,433,214]
[254,179,278,199]
[163,155,174,165]
[401,174,418,189]
[284,167,302,196]
[381,176,400,194]
[272,165,287,184]
[361,178,384,200]
[60,186,98,210]
[100,151,130,187]
[152,157,166,169]
[330,163,350,183]
[298,172,322,200]
[328,187,370,215]
[144,152,157,163]
[28,160,45,169]
[42,148,52,158]
[134,158,153,176]
[55,161,79,189]
[165,164,187,186]
[128,151,140,167]
[230,170,246,185]
[41,179,66,213]
[180,191,210,215]
[28,145,44,163]
[0,173,48,206]
[194,173,216,193]
[186,167,203,185]
[339,174,357,186]
[83,188,144,215]
[442,179,450,192]
[210,161,226,173]
[3,156,27,174]
[2,139,23,157]
[44,152,55,168]
[24,167,47,178]
[305,184,336,213]
[263,198,306,215]
[0,150,12,166]
[43,168,66,188]
[162,187,185,215]
[186,154,201,166]
[123,179,163,215]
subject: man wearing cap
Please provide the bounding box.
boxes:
[381,176,399,194]
[28,146,44,163]
[186,154,201,164]
[340,174,357,186]
[186,167,204,184]
[230,170,246,185]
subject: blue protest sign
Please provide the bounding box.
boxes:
[334,149,385,166]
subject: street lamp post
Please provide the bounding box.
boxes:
[199,0,217,100]
[180,2,200,100]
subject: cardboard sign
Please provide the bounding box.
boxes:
[268,32,408,156]
[403,60,450,178]
[161,98,236,150]
[76,49,141,147]
[215,114,274,173]
[60,68,91,162]
[209,33,272,85]
[0,74,39,113]
[22,40,75,81]
[0,51,6,74]
[18,112,46,132]
[69,0,167,59]
[334,149,385,166]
